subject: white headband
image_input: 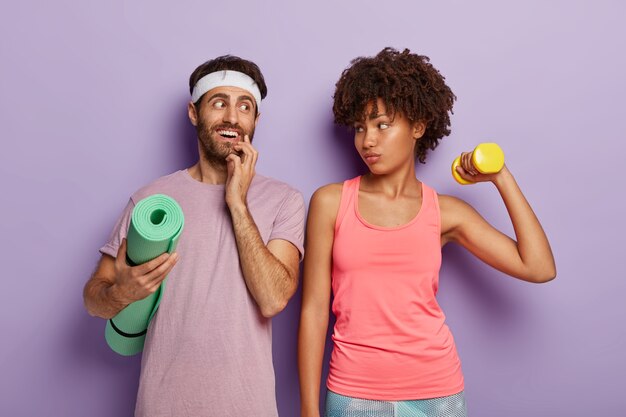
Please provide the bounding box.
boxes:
[191,70,262,109]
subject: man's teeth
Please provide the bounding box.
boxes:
[218,130,239,138]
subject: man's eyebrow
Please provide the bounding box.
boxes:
[206,93,230,102]
[206,92,256,110]
[236,94,254,102]
[236,94,257,110]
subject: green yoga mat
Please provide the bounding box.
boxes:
[105,194,184,356]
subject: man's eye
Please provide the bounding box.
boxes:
[213,101,225,109]
[239,103,250,111]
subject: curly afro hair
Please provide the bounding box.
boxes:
[333,48,456,163]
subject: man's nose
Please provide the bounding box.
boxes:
[223,105,238,124]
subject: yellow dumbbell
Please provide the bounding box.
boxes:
[451,143,505,185]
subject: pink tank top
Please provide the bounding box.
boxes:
[327,176,464,401]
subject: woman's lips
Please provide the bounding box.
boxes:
[364,153,381,164]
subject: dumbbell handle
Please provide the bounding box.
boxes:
[451,143,505,185]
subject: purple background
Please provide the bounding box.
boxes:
[1,1,624,416]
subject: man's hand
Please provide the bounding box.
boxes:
[112,238,179,305]
[225,134,258,209]
[84,238,180,319]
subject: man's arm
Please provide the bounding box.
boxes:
[83,239,179,318]
[225,135,303,318]
[229,206,301,317]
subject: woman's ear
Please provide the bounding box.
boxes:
[413,121,426,140]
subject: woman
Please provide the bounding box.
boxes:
[298,48,556,417]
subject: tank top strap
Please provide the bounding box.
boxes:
[419,182,441,232]
[334,176,360,233]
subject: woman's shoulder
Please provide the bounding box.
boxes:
[437,193,481,233]
[307,183,344,226]
[311,182,343,207]
[437,193,469,209]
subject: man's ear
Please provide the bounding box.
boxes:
[188,102,198,127]
[254,111,261,127]
[413,120,426,140]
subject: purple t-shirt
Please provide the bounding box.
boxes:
[100,169,305,417]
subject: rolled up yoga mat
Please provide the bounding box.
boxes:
[105,194,184,356]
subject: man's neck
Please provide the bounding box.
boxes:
[187,158,228,185]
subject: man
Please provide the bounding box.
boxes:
[83,55,305,416]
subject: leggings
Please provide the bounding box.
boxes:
[325,390,467,417]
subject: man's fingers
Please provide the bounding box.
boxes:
[150,260,178,288]
[229,153,244,172]
[234,143,256,166]
[133,252,172,276]
[250,140,258,167]
[145,261,176,293]
[130,254,178,300]
[225,153,241,165]
[146,280,165,295]
[144,253,179,284]
[234,143,257,173]
[224,154,235,178]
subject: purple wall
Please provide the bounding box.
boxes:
[1,1,624,416]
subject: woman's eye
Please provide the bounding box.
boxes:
[355,126,364,133]
[379,123,389,130]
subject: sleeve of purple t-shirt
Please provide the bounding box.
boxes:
[268,190,306,260]
[99,198,134,259]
